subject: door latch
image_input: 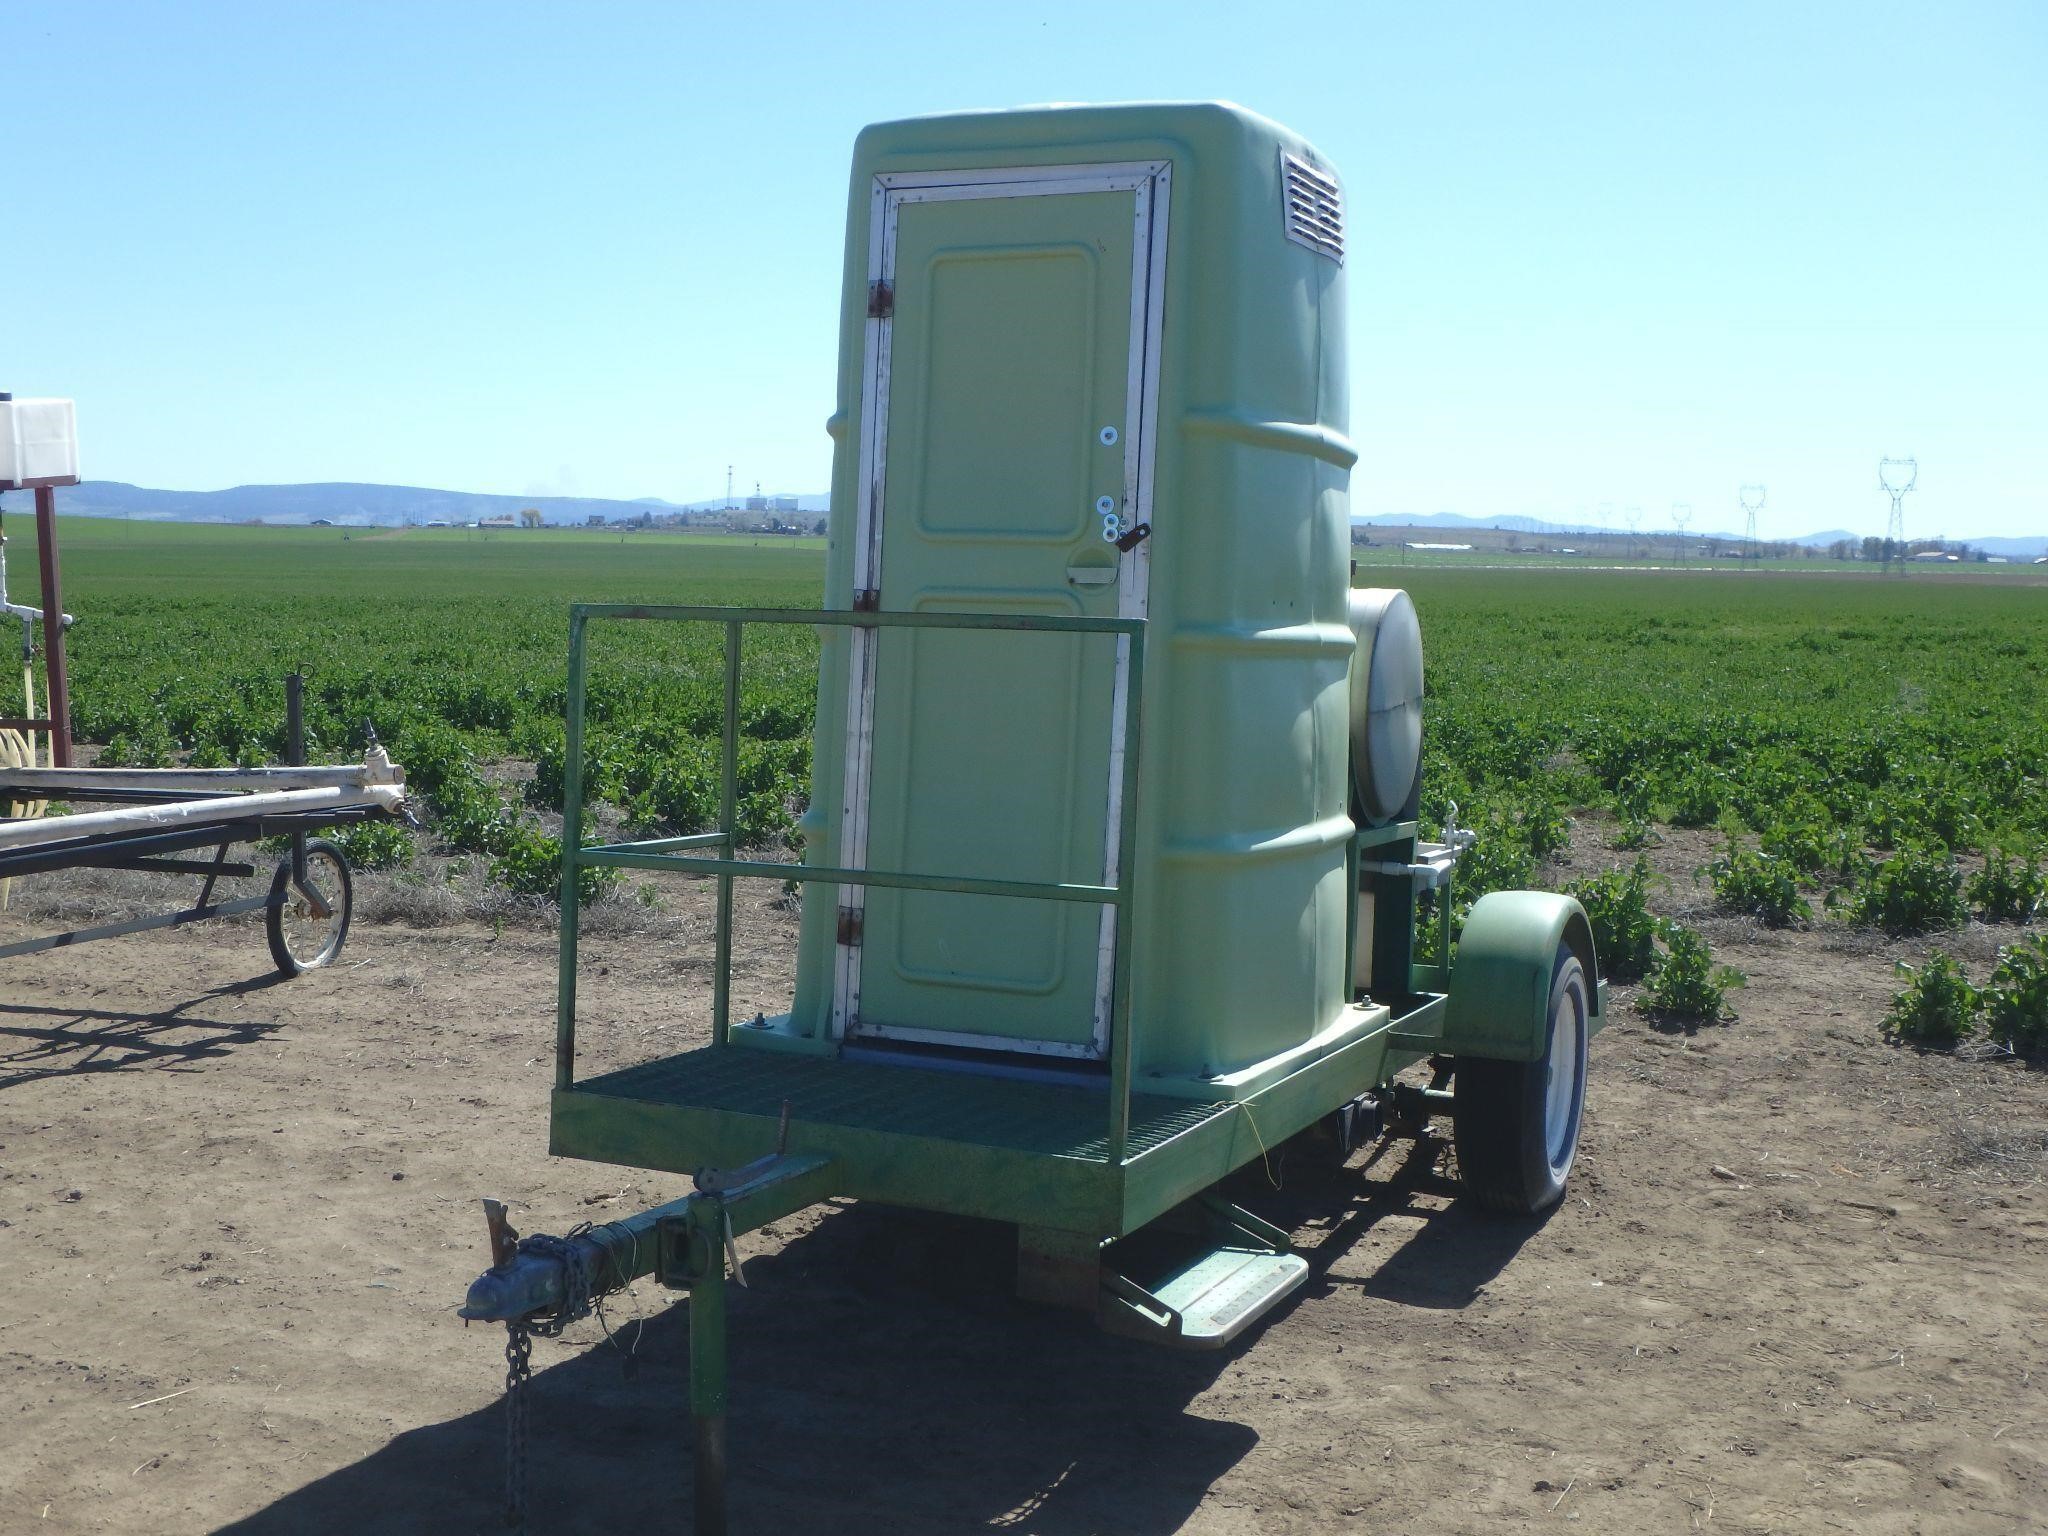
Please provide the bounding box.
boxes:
[1113,521,1152,553]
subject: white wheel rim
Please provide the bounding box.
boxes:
[281,850,346,967]
[1543,975,1586,1173]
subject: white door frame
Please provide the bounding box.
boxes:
[832,159,1172,1057]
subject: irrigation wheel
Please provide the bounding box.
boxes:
[1452,942,1589,1214]
[266,838,354,976]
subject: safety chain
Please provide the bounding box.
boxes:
[498,1233,598,1532]
[519,1232,594,1337]
[502,1321,533,1532]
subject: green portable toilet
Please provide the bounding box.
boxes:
[781,101,1362,1094]
[476,112,1603,1513]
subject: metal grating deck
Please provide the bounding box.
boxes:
[572,1046,1229,1161]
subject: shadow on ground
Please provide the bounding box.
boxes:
[0,977,288,1089]
[216,1142,1548,1535]
[1245,1135,1557,1311]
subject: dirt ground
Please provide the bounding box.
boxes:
[3,826,2046,1536]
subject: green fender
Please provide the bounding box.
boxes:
[1442,891,1605,1064]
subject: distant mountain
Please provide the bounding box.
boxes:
[1789,529,2047,558]
[671,493,831,514]
[1354,511,2044,556]
[24,481,830,527]
[27,482,2039,554]
[1794,528,2048,561]
[1353,511,1742,541]
[1972,535,2048,559]
[1354,511,1569,534]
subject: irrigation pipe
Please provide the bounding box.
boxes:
[0,783,406,853]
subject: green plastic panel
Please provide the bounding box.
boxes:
[1442,891,1603,1063]
[856,188,1133,1051]
[792,103,1356,1088]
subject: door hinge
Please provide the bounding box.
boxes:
[837,906,864,946]
[867,279,894,319]
[852,588,880,613]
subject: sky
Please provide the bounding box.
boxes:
[4,1,2043,541]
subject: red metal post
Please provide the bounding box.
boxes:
[32,486,72,767]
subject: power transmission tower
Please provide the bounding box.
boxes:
[1670,502,1692,564]
[1623,504,1643,560]
[1739,484,1767,566]
[1879,457,1917,574]
[726,465,734,510]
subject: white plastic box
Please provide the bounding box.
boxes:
[0,397,80,487]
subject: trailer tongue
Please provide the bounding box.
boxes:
[460,1136,837,1536]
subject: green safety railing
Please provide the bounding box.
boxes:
[555,604,1150,1160]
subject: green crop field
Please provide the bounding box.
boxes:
[5,516,2044,932]
[1399,566,2048,953]
[1,517,826,897]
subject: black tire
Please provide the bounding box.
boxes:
[1453,943,1590,1214]
[266,838,354,976]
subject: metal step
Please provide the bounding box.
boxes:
[1099,1197,1309,1349]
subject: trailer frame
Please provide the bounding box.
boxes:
[543,604,1541,1282]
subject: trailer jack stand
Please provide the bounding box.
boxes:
[660,1197,730,1536]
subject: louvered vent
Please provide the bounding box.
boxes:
[1281,152,1344,264]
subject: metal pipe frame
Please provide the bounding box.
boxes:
[0,892,273,961]
[0,799,380,957]
[46,853,254,879]
[0,807,378,885]
[0,785,259,806]
[0,765,401,794]
[554,604,1148,1163]
[286,674,307,893]
[32,487,72,767]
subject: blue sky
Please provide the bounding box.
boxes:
[5,1,2042,539]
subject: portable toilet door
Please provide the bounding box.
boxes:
[832,160,1171,1058]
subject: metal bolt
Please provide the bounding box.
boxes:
[1095,495,1116,516]
[1099,426,1119,445]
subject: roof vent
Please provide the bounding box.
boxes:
[1281,152,1344,264]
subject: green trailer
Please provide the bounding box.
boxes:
[460,102,1605,1533]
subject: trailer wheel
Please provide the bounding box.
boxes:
[266,839,354,976]
[1453,943,1588,1214]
